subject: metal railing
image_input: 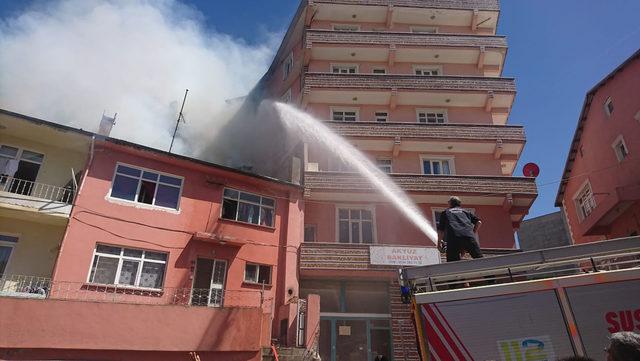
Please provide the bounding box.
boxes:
[1,176,75,204]
[0,274,270,309]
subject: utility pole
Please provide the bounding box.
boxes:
[169,89,189,153]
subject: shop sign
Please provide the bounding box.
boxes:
[369,246,440,266]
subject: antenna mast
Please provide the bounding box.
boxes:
[169,88,189,153]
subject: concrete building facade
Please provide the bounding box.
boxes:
[556,49,640,244]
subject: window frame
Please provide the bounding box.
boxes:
[330,63,359,74]
[573,180,597,222]
[611,135,629,162]
[335,205,377,244]
[372,67,387,74]
[412,65,443,76]
[243,262,272,285]
[304,224,317,242]
[0,233,19,276]
[108,162,184,211]
[220,187,276,228]
[283,52,294,80]
[416,108,448,124]
[374,111,389,122]
[604,97,614,117]
[0,144,46,182]
[86,244,168,290]
[376,158,393,173]
[332,24,361,31]
[330,106,359,122]
[419,155,456,175]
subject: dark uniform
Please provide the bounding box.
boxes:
[437,207,482,262]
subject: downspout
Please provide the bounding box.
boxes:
[51,135,95,281]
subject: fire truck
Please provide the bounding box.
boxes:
[401,236,640,361]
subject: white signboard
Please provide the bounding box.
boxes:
[369,246,440,266]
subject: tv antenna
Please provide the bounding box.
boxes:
[169,88,189,153]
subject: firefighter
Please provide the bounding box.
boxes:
[437,196,483,262]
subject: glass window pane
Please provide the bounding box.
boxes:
[442,160,450,174]
[0,234,19,243]
[344,282,389,313]
[245,264,258,282]
[350,209,360,219]
[300,281,340,312]
[224,188,238,199]
[123,248,143,258]
[304,225,316,242]
[20,150,44,163]
[261,197,275,207]
[111,175,139,201]
[159,175,182,186]
[145,251,167,261]
[96,245,121,255]
[240,192,261,204]
[362,222,373,244]
[338,209,349,219]
[433,162,441,175]
[90,256,119,284]
[351,222,360,243]
[260,206,274,227]
[258,266,271,284]
[423,161,432,174]
[0,245,13,275]
[116,165,141,177]
[118,260,140,286]
[142,171,158,181]
[221,198,238,220]
[361,210,372,220]
[339,221,350,243]
[155,184,180,209]
[139,262,165,288]
[0,145,19,158]
[138,180,156,205]
[238,202,260,224]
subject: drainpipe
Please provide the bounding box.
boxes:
[51,135,95,282]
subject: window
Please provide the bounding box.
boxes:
[375,111,388,122]
[283,52,293,80]
[331,64,358,74]
[612,136,629,162]
[604,97,614,117]
[422,157,454,175]
[417,109,447,123]
[0,145,44,196]
[337,208,374,244]
[574,182,596,221]
[376,159,392,173]
[281,88,292,103]
[221,188,275,227]
[332,24,360,31]
[372,68,387,74]
[410,26,438,33]
[110,164,183,210]
[331,107,358,122]
[0,234,18,276]
[304,225,317,242]
[244,263,271,284]
[88,244,167,289]
[414,66,441,76]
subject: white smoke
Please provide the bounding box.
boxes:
[0,0,280,155]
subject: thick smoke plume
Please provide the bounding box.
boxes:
[0,0,279,156]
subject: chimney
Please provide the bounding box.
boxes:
[98,112,116,137]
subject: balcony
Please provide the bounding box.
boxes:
[0,176,75,218]
[0,275,270,353]
[311,0,500,11]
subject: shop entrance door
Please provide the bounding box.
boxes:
[320,317,392,361]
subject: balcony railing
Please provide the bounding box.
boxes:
[311,0,500,11]
[0,274,270,310]
[1,176,74,204]
[325,121,525,142]
[303,73,516,92]
[306,29,507,49]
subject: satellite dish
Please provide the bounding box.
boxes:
[523,162,540,178]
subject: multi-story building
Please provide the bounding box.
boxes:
[556,49,640,244]
[256,1,538,360]
[0,110,317,361]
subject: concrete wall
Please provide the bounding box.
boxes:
[0,298,264,356]
[561,57,640,243]
[517,211,571,251]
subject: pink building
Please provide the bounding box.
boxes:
[556,49,640,244]
[1,111,317,360]
[255,1,537,360]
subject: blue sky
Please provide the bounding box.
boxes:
[1,0,639,219]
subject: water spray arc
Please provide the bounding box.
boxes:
[271,102,438,244]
